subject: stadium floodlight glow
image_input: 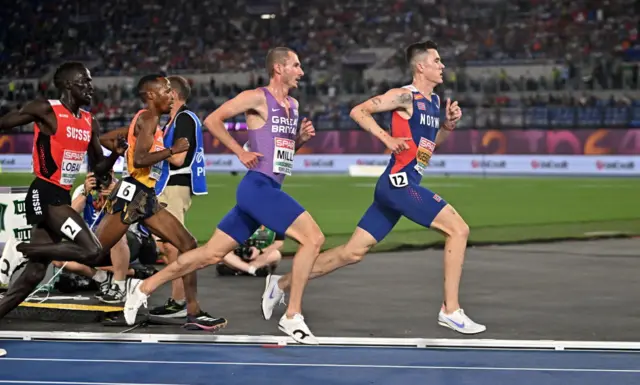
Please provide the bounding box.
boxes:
[261,14,276,19]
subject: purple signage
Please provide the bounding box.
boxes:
[2,129,639,155]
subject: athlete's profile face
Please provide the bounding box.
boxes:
[282,52,304,88]
[152,78,174,113]
[69,68,94,105]
[418,49,445,84]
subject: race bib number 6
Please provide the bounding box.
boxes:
[389,172,408,188]
[116,181,136,202]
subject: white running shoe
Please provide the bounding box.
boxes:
[438,308,486,334]
[278,313,318,345]
[261,274,285,320]
[124,278,148,325]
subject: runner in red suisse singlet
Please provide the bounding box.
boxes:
[32,99,93,191]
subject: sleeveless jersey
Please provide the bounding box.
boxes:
[33,100,93,190]
[125,109,165,188]
[382,85,441,187]
[247,88,298,185]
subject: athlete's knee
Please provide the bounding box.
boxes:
[342,243,370,265]
[450,218,470,239]
[200,242,227,267]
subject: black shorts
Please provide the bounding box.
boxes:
[104,176,163,225]
[25,177,71,226]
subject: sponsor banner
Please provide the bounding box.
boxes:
[4,129,640,155]
[0,149,124,173]
[3,154,639,176]
[0,189,29,245]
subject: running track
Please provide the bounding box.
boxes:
[1,340,639,385]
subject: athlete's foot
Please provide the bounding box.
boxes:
[261,274,285,320]
[438,307,486,335]
[183,311,228,332]
[278,313,318,345]
[124,278,148,325]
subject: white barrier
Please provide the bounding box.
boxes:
[0,188,29,245]
[2,154,639,176]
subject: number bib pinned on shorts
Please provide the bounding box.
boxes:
[60,150,86,186]
[414,137,435,175]
[273,138,295,176]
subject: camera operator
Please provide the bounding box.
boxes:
[216,226,284,277]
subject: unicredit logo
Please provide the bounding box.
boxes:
[596,160,635,170]
[531,160,568,169]
[356,159,388,166]
[429,160,446,168]
[471,160,506,169]
[304,159,333,167]
[206,159,232,166]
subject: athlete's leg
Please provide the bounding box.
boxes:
[263,201,400,320]
[124,205,251,325]
[16,205,103,263]
[398,186,484,334]
[277,201,400,291]
[280,211,324,317]
[142,209,200,315]
[0,227,54,319]
[428,204,470,313]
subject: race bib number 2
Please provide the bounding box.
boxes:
[117,181,136,202]
[389,172,408,188]
[273,137,295,176]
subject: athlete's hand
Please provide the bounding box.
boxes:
[444,98,462,129]
[298,117,315,143]
[171,138,190,154]
[384,136,412,154]
[114,135,128,156]
[238,149,263,169]
[84,172,97,192]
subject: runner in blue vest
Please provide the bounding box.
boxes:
[147,75,224,331]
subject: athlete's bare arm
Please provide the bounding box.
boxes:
[0,100,55,134]
[435,98,461,147]
[204,89,265,156]
[132,111,187,168]
[349,88,414,153]
[88,117,124,176]
[99,127,128,151]
[204,89,265,168]
[291,98,315,152]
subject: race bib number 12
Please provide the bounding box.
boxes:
[389,172,408,188]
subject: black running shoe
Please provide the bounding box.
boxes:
[183,311,227,331]
[149,298,188,318]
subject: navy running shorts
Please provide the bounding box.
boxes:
[357,176,448,242]
[217,171,304,244]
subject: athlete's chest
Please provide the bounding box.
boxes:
[409,99,440,132]
[53,113,93,146]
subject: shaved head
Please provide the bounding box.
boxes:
[136,73,167,102]
[266,47,295,78]
[405,40,439,74]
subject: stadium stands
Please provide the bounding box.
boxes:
[1,0,638,130]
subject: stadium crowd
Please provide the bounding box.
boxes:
[0,0,638,129]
